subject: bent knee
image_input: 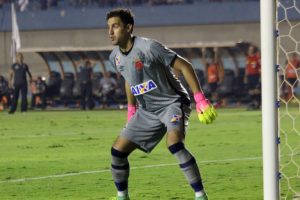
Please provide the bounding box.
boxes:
[166,130,185,147]
[112,136,137,154]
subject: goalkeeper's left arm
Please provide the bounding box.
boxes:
[171,56,217,124]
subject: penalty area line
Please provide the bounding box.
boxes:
[0,156,261,184]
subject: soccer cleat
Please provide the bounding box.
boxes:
[109,196,130,200]
[195,193,208,200]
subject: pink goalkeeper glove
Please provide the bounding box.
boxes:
[194,92,217,124]
[127,104,137,122]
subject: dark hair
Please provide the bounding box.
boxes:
[106,8,134,26]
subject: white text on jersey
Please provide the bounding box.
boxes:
[131,80,157,96]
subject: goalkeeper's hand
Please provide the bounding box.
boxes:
[194,92,217,124]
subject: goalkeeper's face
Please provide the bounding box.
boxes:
[107,17,132,47]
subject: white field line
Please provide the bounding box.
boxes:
[0,156,261,184]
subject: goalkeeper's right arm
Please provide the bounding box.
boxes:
[125,81,136,122]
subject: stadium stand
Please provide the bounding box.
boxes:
[1,0,298,109]
[0,0,260,12]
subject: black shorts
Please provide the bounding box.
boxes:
[209,82,218,93]
[287,78,297,86]
[247,75,260,90]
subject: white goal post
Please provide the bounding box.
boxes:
[261,0,280,200]
[263,0,300,199]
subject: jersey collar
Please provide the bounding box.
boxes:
[119,36,136,56]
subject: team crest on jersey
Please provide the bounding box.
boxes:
[135,58,144,70]
[131,80,157,96]
[170,114,182,123]
[134,52,146,70]
[115,55,121,66]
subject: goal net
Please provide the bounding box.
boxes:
[277,0,300,199]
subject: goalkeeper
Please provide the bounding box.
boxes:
[106,8,217,200]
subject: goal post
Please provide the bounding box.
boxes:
[261,0,280,200]
[263,0,300,199]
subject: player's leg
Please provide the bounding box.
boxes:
[80,83,86,110]
[40,93,47,110]
[209,82,218,106]
[86,83,93,110]
[20,84,28,112]
[30,94,36,109]
[253,88,261,109]
[287,78,297,101]
[111,136,137,200]
[9,85,20,113]
[247,75,256,110]
[162,102,208,200]
[167,131,207,200]
[110,108,167,200]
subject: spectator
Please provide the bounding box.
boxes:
[77,59,94,110]
[99,71,117,108]
[244,45,261,110]
[30,76,47,110]
[284,53,300,101]
[0,75,11,110]
[202,47,223,106]
[8,52,32,114]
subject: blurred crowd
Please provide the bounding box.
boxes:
[0,55,126,112]
[0,0,259,11]
[1,47,299,112]
[0,71,126,113]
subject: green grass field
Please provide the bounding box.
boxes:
[0,108,285,200]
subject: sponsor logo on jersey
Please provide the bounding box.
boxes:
[115,55,121,66]
[131,80,157,96]
[170,114,182,123]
